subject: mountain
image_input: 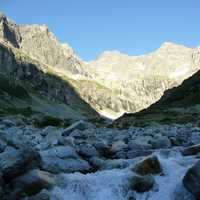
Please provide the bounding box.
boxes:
[114,67,200,127]
[87,43,200,118]
[1,12,200,120]
[0,13,99,124]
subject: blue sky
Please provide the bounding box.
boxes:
[1,0,200,60]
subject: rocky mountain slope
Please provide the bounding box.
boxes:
[114,67,200,127]
[1,12,200,119]
[0,14,99,123]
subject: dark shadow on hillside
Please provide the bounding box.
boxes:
[0,41,99,119]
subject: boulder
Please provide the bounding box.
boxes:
[0,148,41,180]
[149,136,171,149]
[41,157,91,173]
[127,149,153,159]
[27,189,50,200]
[182,144,200,156]
[62,120,95,136]
[40,146,79,159]
[40,146,91,173]
[12,169,55,196]
[0,139,6,153]
[78,143,99,158]
[133,155,162,175]
[130,174,155,193]
[93,141,112,158]
[183,160,200,198]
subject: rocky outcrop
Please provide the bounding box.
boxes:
[183,160,200,199]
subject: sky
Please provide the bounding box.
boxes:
[0,0,200,61]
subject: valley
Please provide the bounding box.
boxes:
[0,13,200,200]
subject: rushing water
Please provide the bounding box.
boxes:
[50,150,196,200]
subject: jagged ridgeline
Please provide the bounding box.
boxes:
[1,12,200,120]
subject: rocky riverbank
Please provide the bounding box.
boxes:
[0,116,200,199]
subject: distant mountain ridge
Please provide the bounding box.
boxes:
[1,12,200,119]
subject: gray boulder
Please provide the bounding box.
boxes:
[78,143,99,158]
[0,148,41,180]
[149,136,171,149]
[40,146,91,173]
[40,146,79,159]
[62,120,95,136]
[41,157,91,173]
[183,160,200,198]
[12,169,55,196]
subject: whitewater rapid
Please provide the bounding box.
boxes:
[50,150,196,200]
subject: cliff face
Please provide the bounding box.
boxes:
[87,44,200,118]
[114,68,200,127]
[1,13,200,119]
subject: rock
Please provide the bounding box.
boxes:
[130,174,155,193]
[1,119,16,127]
[41,157,91,174]
[0,148,41,180]
[100,159,129,170]
[93,141,112,158]
[89,157,105,170]
[12,169,55,196]
[58,136,75,147]
[133,155,162,175]
[27,189,50,200]
[40,146,91,173]
[62,121,95,136]
[78,143,99,158]
[149,136,171,149]
[0,139,6,153]
[183,160,200,198]
[40,146,79,159]
[182,144,200,156]
[110,140,127,154]
[174,185,195,200]
[127,149,153,159]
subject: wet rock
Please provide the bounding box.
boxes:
[12,169,55,196]
[89,157,105,170]
[130,174,155,193]
[133,155,162,175]
[174,185,195,200]
[0,148,41,180]
[182,144,200,156]
[183,160,200,198]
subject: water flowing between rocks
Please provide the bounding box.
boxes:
[50,150,196,200]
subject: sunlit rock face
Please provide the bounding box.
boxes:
[1,12,200,119]
[87,43,200,118]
